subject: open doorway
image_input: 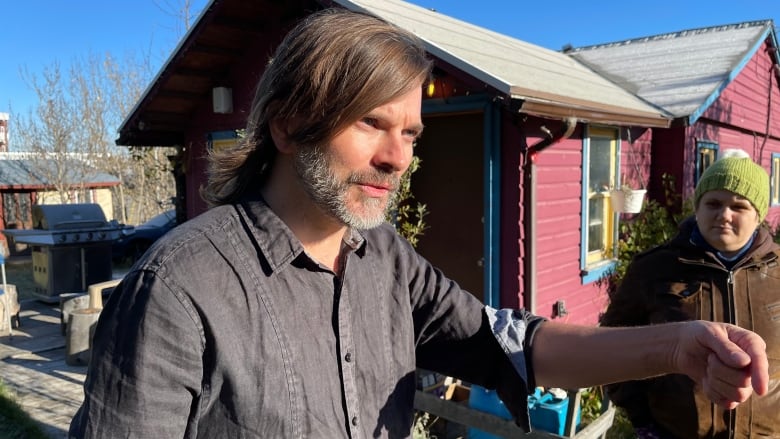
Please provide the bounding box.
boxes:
[412,112,485,300]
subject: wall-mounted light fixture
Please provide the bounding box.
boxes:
[426,79,436,98]
[212,86,233,114]
[425,68,452,99]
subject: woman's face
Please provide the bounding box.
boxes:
[695,189,761,257]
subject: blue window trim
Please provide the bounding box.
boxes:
[581,262,615,284]
[695,141,719,185]
[772,153,780,206]
[422,95,501,308]
[579,126,619,285]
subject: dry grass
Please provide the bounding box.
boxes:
[0,379,49,439]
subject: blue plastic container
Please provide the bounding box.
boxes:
[527,388,581,435]
[467,385,512,439]
[467,385,580,438]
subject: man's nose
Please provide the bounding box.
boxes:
[374,133,412,173]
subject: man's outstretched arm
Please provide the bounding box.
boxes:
[530,320,768,408]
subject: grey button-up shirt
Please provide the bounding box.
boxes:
[70,198,543,438]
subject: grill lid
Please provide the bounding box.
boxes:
[33,203,108,230]
[3,203,128,246]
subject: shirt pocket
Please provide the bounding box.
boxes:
[650,281,703,323]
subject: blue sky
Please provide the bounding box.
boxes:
[2,0,778,121]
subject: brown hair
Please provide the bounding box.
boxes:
[201,8,433,206]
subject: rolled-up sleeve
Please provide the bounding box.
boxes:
[485,306,546,392]
[484,306,547,431]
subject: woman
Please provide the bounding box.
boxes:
[600,149,779,438]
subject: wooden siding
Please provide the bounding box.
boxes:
[530,134,606,324]
[701,40,780,135]
[691,39,780,228]
[620,128,652,191]
[183,27,290,218]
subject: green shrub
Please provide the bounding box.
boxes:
[387,155,428,247]
[579,387,636,438]
[601,174,693,291]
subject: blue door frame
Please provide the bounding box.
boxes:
[422,95,502,307]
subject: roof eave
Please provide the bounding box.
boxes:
[514,95,671,128]
[115,131,185,148]
[116,0,221,146]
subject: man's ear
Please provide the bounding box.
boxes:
[269,118,296,154]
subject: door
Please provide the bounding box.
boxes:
[412,112,485,300]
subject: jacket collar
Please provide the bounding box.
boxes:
[674,215,779,266]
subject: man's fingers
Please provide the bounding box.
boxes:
[707,334,751,369]
[723,326,769,396]
[704,353,754,408]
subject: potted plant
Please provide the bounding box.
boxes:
[609,184,647,214]
[609,128,648,214]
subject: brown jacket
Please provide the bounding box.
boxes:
[600,217,780,439]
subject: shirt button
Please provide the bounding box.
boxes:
[351,416,358,426]
[345,352,352,362]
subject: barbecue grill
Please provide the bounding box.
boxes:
[3,203,128,301]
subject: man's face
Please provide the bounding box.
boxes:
[294,87,424,229]
[695,189,761,256]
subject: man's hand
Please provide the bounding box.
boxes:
[674,321,769,409]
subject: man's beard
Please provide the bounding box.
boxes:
[293,144,399,229]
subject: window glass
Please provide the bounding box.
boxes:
[696,141,718,184]
[584,127,618,267]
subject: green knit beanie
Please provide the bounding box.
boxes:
[694,152,769,221]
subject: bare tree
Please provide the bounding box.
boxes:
[12,51,177,224]
[14,63,93,204]
[85,52,176,224]
[154,0,197,37]
[11,0,199,225]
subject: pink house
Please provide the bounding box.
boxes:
[116,0,779,325]
[569,20,780,227]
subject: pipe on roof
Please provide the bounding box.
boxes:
[522,117,577,315]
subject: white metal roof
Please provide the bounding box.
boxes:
[337,0,670,127]
[567,20,775,123]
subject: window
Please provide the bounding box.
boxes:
[771,153,780,206]
[696,141,718,184]
[581,126,619,283]
[3,193,19,224]
[207,130,240,153]
[1,192,31,226]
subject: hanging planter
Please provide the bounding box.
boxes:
[610,188,647,214]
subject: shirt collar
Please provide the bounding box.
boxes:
[236,196,367,273]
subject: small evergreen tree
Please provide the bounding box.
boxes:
[386,155,428,247]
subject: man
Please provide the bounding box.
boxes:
[70,9,768,438]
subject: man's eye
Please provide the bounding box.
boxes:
[361,117,378,127]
